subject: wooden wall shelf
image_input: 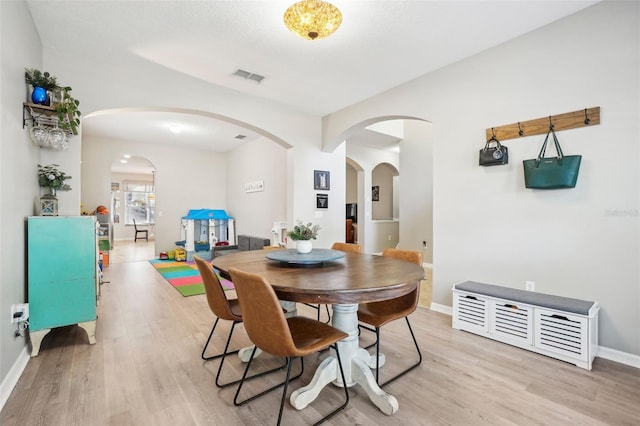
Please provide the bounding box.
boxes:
[486,107,600,142]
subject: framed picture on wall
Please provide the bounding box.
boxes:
[314,170,330,190]
[316,193,328,209]
[372,185,380,201]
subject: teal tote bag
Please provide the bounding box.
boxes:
[523,127,581,189]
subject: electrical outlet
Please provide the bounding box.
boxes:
[422,240,428,248]
[525,281,535,292]
[11,303,29,323]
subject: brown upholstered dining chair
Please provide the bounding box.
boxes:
[331,242,361,253]
[193,256,285,388]
[357,248,423,387]
[229,267,350,426]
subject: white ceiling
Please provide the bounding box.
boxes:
[27,0,598,167]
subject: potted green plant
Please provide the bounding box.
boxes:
[24,68,82,135]
[25,68,58,105]
[38,163,72,194]
[25,68,58,91]
[287,220,320,253]
[37,163,71,216]
[54,86,81,135]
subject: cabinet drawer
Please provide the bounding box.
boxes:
[453,290,489,333]
[490,300,533,346]
[534,308,588,362]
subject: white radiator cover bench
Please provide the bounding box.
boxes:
[452,281,599,370]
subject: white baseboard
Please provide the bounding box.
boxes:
[431,303,639,369]
[597,346,640,368]
[429,302,452,316]
[0,346,30,412]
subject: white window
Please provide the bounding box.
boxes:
[123,181,155,225]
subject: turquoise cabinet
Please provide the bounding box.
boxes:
[27,216,98,356]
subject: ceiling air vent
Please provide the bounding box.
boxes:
[233,68,265,84]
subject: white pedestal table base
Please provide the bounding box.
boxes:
[289,303,398,415]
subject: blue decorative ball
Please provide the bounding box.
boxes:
[31,86,48,104]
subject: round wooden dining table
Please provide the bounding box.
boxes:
[212,249,425,415]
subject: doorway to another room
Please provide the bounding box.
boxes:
[109,155,156,263]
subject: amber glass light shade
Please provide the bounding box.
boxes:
[283,0,342,40]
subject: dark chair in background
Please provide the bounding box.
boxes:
[229,267,349,426]
[345,218,354,243]
[133,218,148,242]
[357,248,423,386]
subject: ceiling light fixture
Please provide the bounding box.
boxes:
[169,124,182,134]
[283,0,342,41]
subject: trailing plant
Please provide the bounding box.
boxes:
[54,86,81,135]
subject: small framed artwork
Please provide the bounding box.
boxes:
[316,193,328,209]
[314,170,330,190]
[372,185,380,201]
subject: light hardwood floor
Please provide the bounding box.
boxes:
[1,257,639,425]
[109,239,156,264]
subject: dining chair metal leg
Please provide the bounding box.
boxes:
[234,344,348,426]
[302,303,331,323]
[201,318,240,361]
[233,346,304,407]
[202,318,287,388]
[361,317,422,387]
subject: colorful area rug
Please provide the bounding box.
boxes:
[149,259,233,297]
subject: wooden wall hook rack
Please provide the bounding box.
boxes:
[486,106,600,142]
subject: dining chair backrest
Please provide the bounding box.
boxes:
[382,248,422,265]
[229,267,298,357]
[382,248,423,310]
[194,256,239,322]
[331,242,362,253]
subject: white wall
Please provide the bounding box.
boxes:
[324,1,640,356]
[399,120,433,261]
[371,163,395,220]
[226,137,287,239]
[346,163,358,204]
[81,136,228,255]
[0,0,44,401]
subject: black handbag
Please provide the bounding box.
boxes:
[523,127,582,189]
[479,136,508,166]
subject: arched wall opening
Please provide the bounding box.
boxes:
[336,116,433,260]
[81,107,291,257]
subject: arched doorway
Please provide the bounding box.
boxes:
[343,118,432,260]
[109,155,156,262]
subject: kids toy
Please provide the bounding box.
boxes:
[179,209,235,255]
[174,247,187,262]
